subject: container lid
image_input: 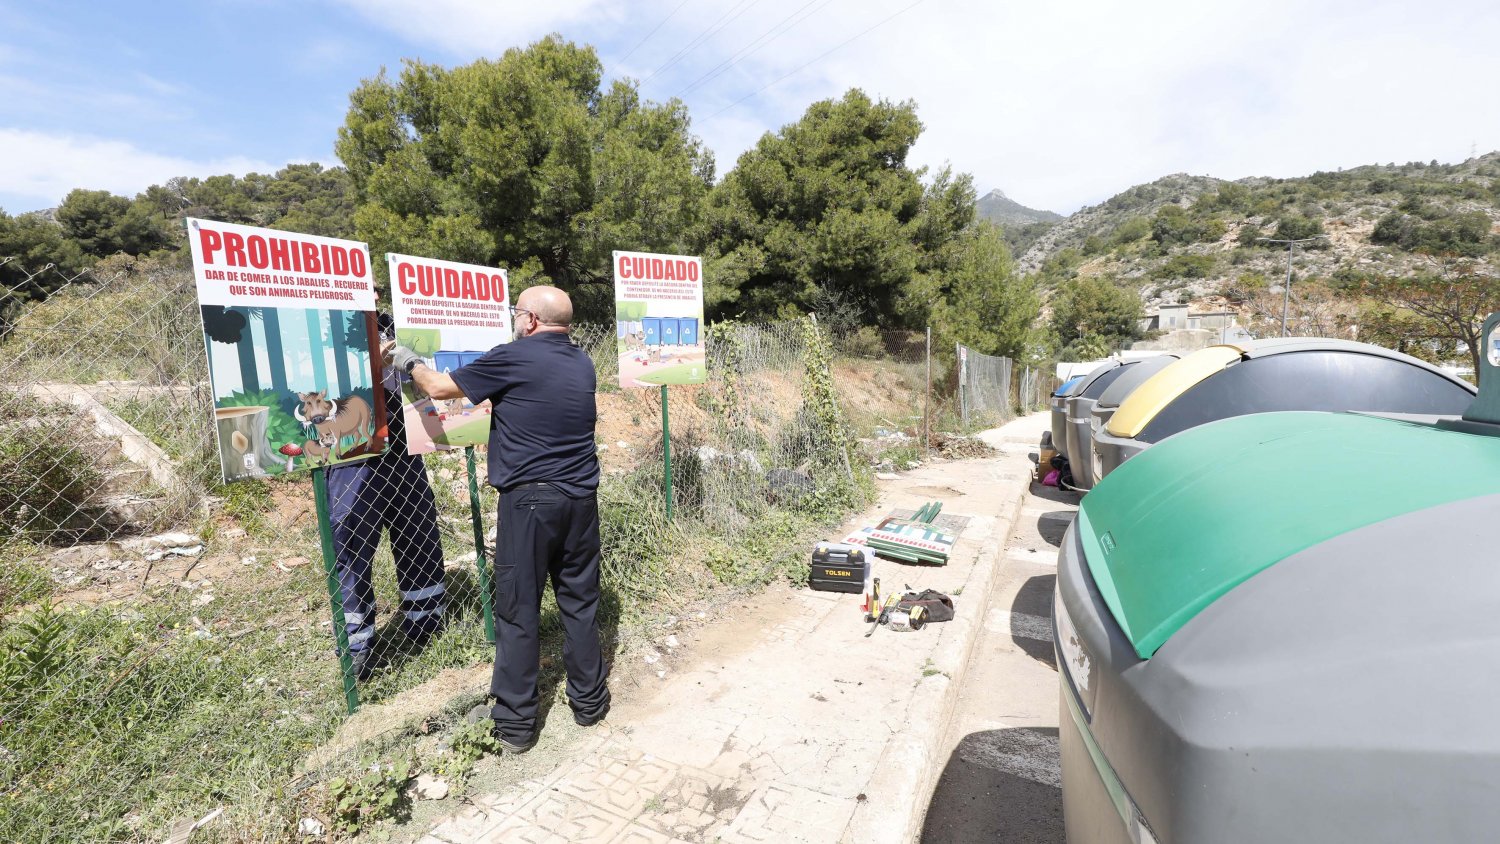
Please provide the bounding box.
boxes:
[1078,410,1500,658]
[1105,346,1243,437]
[1052,375,1086,397]
[1095,354,1178,409]
[1069,360,1121,397]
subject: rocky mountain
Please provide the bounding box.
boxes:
[977,189,1062,227]
[1020,154,1500,337]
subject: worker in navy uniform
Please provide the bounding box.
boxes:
[327,311,446,682]
[383,286,608,752]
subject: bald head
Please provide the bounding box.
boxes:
[516,285,573,333]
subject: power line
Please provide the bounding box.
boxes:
[707,0,929,120]
[617,0,692,64]
[640,0,766,85]
[671,0,838,99]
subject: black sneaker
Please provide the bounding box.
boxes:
[465,703,536,754]
[496,731,538,754]
[350,648,383,682]
[403,621,444,652]
[573,703,609,727]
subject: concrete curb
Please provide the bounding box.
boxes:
[841,465,1031,843]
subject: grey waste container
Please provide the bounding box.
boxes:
[1057,397,1500,843]
[1048,374,1086,456]
[1091,338,1476,481]
[1062,361,1130,489]
[1086,354,1179,484]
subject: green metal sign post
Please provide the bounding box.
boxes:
[311,466,360,715]
[661,384,674,520]
[465,445,496,644]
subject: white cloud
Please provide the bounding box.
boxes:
[12,0,1492,219]
[0,129,287,208]
[332,0,622,55]
[622,0,1500,212]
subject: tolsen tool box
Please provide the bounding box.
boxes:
[809,542,868,593]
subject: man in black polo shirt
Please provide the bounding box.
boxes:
[384,285,609,752]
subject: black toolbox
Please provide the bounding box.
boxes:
[809,542,869,593]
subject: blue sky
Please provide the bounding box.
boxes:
[3,0,1499,216]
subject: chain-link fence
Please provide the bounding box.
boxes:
[956,343,1015,428]
[955,345,1056,427]
[0,256,864,843]
[1016,364,1055,414]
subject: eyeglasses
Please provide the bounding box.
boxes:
[509,307,535,320]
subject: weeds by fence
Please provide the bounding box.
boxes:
[0,256,868,843]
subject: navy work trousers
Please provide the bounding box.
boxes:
[489,482,610,741]
[327,452,446,652]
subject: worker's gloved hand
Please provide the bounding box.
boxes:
[385,343,424,375]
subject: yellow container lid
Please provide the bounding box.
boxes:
[1105,345,1246,437]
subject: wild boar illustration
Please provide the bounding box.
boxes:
[294,391,372,462]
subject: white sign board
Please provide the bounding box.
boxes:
[388,253,512,454]
[185,218,382,482]
[612,250,707,389]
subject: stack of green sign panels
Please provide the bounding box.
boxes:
[865,502,955,565]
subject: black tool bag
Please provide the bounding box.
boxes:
[897,589,955,622]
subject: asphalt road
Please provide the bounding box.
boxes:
[919,440,1077,843]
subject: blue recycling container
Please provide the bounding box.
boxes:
[433,350,463,373]
[662,318,679,346]
[642,317,661,346]
[459,351,485,367]
[679,317,699,346]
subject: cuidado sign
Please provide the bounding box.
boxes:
[186,218,386,483]
[612,249,707,389]
[388,253,512,454]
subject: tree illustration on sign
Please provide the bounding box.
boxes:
[201,305,258,393]
[329,308,352,396]
[344,310,370,383]
[245,307,288,392]
[304,309,329,392]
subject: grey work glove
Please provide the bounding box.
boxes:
[387,344,425,375]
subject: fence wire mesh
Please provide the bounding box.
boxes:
[0,256,862,843]
[1016,364,1055,414]
[956,343,1015,428]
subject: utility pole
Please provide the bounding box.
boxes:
[1257,235,1328,337]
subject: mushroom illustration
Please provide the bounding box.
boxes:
[278,442,303,472]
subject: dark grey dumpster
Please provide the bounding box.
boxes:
[1062,360,1140,490]
[1058,409,1500,843]
[1048,374,1086,456]
[1086,353,1179,484]
[1091,338,1475,480]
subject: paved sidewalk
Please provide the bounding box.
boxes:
[419,415,1045,844]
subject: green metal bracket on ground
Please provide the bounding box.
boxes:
[312,466,359,715]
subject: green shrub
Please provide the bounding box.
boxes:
[1373,210,1494,256]
[0,404,108,542]
[838,326,884,358]
[1111,216,1152,245]
[1155,254,1217,279]
[1274,214,1326,242]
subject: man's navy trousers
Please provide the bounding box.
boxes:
[488,482,610,741]
[326,451,446,652]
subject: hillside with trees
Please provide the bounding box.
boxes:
[1018,156,1500,369]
